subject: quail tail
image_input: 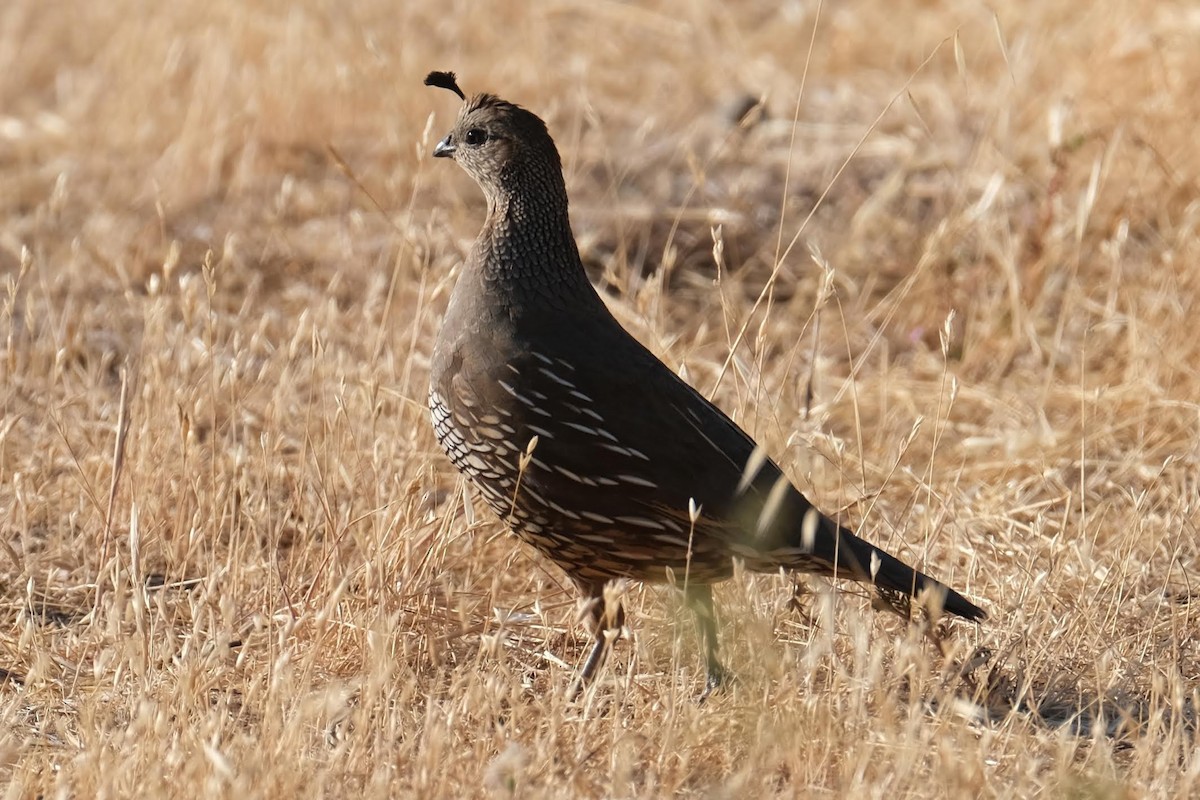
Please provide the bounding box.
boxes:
[789,511,986,622]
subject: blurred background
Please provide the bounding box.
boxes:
[1,1,1198,796]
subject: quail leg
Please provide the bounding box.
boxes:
[684,583,727,701]
[569,580,624,699]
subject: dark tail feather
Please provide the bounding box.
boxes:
[804,513,987,622]
[866,539,987,621]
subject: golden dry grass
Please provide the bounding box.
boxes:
[1,0,1198,796]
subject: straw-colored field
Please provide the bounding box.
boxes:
[2,1,1197,796]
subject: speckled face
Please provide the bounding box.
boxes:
[432,93,562,202]
[433,102,516,186]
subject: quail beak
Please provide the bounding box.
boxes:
[433,135,455,158]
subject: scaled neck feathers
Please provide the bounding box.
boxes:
[473,163,594,305]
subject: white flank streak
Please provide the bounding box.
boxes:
[569,390,593,403]
[563,422,598,436]
[497,380,551,416]
[616,516,666,530]
[548,501,582,520]
[580,511,615,524]
[527,424,555,439]
[538,367,575,388]
[616,474,657,488]
[554,465,588,484]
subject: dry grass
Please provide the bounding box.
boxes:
[1,0,1198,796]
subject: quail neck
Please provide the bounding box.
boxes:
[436,94,598,316]
[471,169,596,311]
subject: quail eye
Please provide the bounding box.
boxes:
[463,128,489,146]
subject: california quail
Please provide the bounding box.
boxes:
[424,71,985,696]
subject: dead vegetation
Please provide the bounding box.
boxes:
[1,0,1198,796]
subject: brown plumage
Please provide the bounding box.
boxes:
[425,71,985,696]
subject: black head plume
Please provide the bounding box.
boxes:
[424,71,466,101]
